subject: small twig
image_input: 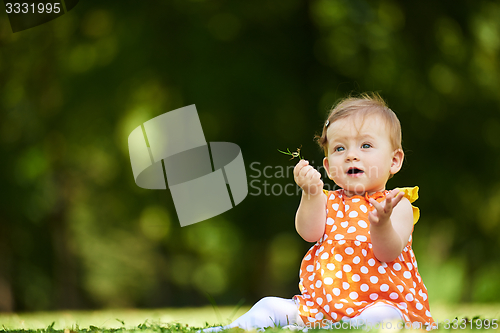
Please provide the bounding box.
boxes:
[277,146,303,160]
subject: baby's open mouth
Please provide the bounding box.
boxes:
[347,167,364,175]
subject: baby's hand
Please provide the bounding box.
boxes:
[368,189,404,227]
[293,160,324,196]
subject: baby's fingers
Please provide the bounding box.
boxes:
[390,191,405,208]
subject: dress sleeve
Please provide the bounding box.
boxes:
[395,186,420,225]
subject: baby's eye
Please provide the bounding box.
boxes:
[361,143,372,149]
[335,146,345,152]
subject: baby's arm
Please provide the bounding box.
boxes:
[294,160,327,243]
[368,190,414,262]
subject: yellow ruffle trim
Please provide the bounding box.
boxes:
[395,186,420,225]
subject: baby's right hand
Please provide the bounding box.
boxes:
[293,160,324,196]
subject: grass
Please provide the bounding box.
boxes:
[0,303,499,332]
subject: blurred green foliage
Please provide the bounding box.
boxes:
[1,0,500,312]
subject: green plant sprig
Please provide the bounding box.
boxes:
[277,146,303,160]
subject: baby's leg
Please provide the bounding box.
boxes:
[348,303,403,327]
[202,297,304,332]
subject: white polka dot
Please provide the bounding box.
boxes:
[335,271,342,279]
[403,271,412,279]
[422,293,427,301]
[349,292,358,300]
[307,317,316,322]
[331,225,337,232]
[356,235,368,242]
[349,211,358,218]
[360,205,368,213]
[315,280,322,288]
[393,263,401,271]
[337,211,344,218]
[306,301,314,307]
[357,220,368,228]
[407,263,413,270]
[334,303,343,309]
[321,252,329,260]
[343,282,350,290]
[326,294,332,302]
[335,254,343,262]
[324,277,333,285]
[332,203,339,211]
[398,302,407,310]
[315,312,323,320]
[416,302,423,310]
[333,288,341,296]
[324,304,330,313]
[308,275,314,281]
[327,263,335,271]
[347,226,356,233]
[335,234,344,240]
[344,204,350,212]
[327,240,333,244]
[331,312,337,320]
[369,293,378,300]
[360,284,369,292]
[340,221,349,228]
[389,292,399,300]
[353,256,361,264]
[316,297,323,305]
[343,264,352,272]
[352,198,360,203]
[345,247,354,255]
[354,241,361,246]
[338,240,346,245]
[410,288,416,295]
[346,308,354,315]
[378,266,386,274]
[397,285,404,292]
[362,249,367,256]
[352,274,360,282]
[380,284,389,292]
[326,217,334,225]
[304,254,311,260]
[370,276,378,283]
[425,310,432,317]
[405,293,414,301]
[316,262,320,270]
[368,259,376,266]
[360,266,369,274]
[306,265,314,272]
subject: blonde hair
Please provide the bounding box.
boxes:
[316,92,402,156]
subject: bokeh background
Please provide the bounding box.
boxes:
[1,0,500,313]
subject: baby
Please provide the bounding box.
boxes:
[203,93,434,331]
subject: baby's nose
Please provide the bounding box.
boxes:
[345,150,359,161]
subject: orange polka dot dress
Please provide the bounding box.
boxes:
[294,187,434,326]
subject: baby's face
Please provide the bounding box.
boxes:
[322,113,403,197]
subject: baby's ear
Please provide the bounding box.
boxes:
[323,157,331,179]
[390,149,404,175]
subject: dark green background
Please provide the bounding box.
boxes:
[1,0,500,312]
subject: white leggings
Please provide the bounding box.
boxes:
[202,297,402,331]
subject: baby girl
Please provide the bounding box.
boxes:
[203,93,434,331]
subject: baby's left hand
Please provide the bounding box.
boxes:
[368,189,405,227]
